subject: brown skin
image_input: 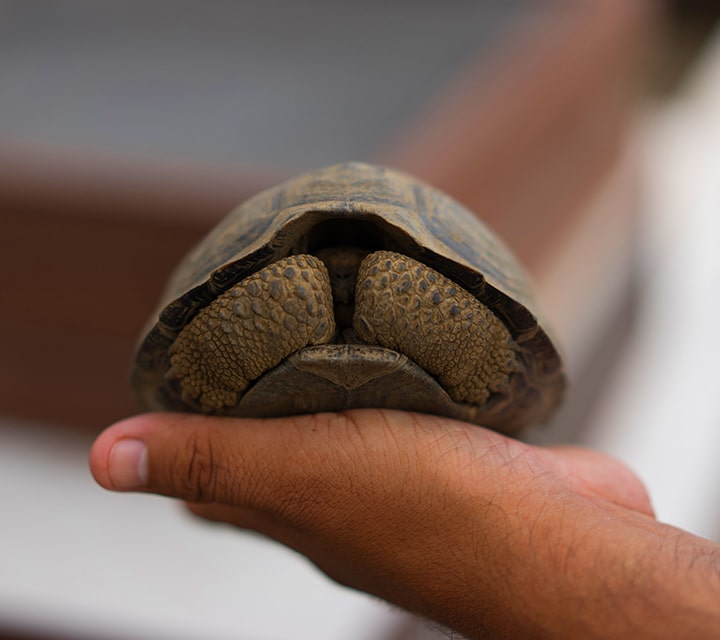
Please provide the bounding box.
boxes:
[90,410,720,639]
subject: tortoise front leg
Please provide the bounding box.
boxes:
[353,251,520,406]
[166,255,335,411]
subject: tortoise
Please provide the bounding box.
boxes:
[131,162,565,435]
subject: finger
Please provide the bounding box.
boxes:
[90,411,313,508]
[185,502,314,557]
[186,502,279,532]
[184,499,386,594]
[186,502,288,538]
[185,501,348,585]
[543,445,655,517]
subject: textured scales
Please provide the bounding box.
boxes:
[354,251,519,405]
[166,255,335,411]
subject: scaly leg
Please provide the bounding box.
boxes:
[353,251,519,405]
[167,254,335,411]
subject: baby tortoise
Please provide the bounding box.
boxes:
[132,162,565,435]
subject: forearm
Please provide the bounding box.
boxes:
[385,490,720,639]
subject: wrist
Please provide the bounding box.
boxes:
[382,459,720,640]
[471,489,720,639]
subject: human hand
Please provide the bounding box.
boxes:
[90,410,720,639]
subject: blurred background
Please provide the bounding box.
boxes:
[1,1,719,638]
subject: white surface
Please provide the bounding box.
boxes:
[584,28,720,541]
[0,420,407,639]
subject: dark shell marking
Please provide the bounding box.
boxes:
[132,162,565,434]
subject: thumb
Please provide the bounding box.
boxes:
[89,409,433,513]
[543,445,655,518]
[89,412,321,507]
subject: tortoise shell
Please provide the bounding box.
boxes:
[132,162,564,434]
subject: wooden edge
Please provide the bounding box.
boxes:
[0,139,281,223]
